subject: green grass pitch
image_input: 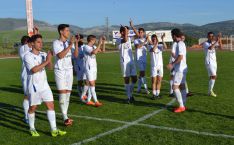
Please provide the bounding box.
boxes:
[0,51,233,145]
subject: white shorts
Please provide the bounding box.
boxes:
[85,66,97,81]
[28,87,53,106]
[206,63,217,76]
[136,61,146,71]
[76,62,87,81]
[173,70,187,86]
[54,69,73,91]
[121,61,137,77]
[151,66,163,77]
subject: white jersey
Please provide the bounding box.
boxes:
[19,44,32,76]
[148,44,164,67]
[169,42,177,63]
[134,38,147,63]
[203,41,217,65]
[53,40,74,70]
[83,45,97,69]
[174,41,187,72]
[24,51,49,93]
[116,37,134,63]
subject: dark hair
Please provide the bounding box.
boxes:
[30,34,43,42]
[58,24,70,35]
[171,28,183,37]
[120,26,129,33]
[138,27,145,32]
[79,34,84,39]
[151,34,157,38]
[87,35,96,42]
[21,35,30,45]
[207,32,214,36]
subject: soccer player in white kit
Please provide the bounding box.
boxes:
[148,34,167,99]
[19,35,32,123]
[130,20,150,94]
[80,35,105,107]
[203,32,223,97]
[24,34,66,137]
[116,26,137,104]
[53,24,77,126]
[167,29,188,113]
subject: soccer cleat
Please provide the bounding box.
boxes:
[187,92,193,97]
[209,91,217,97]
[131,96,135,102]
[126,98,131,104]
[145,90,150,95]
[86,101,95,106]
[30,130,40,137]
[169,93,174,97]
[173,107,186,113]
[95,101,103,107]
[151,95,156,100]
[64,118,73,126]
[156,95,162,99]
[81,95,88,102]
[51,129,67,137]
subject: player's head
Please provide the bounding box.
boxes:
[151,34,158,44]
[58,24,70,39]
[120,26,129,37]
[138,27,145,38]
[21,35,30,45]
[171,28,183,42]
[181,33,186,42]
[207,32,214,41]
[87,35,96,45]
[78,34,84,47]
[31,34,43,51]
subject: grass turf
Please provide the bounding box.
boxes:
[0,51,233,145]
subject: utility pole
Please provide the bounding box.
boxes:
[106,17,109,42]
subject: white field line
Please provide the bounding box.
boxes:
[8,107,234,139]
[71,99,176,145]
[0,56,19,60]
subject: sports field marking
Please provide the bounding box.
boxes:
[71,98,176,145]
[9,107,234,140]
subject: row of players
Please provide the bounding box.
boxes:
[19,20,222,136]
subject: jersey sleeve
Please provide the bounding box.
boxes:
[134,39,140,45]
[84,45,93,55]
[178,42,186,55]
[53,40,64,55]
[24,54,35,71]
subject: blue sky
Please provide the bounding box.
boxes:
[0,0,234,27]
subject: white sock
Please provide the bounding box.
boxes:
[81,85,89,99]
[90,86,98,102]
[181,89,187,105]
[137,78,142,92]
[28,112,35,130]
[23,99,29,120]
[47,110,57,131]
[170,80,173,94]
[87,87,92,102]
[77,85,83,96]
[174,89,184,107]
[59,94,68,121]
[209,79,215,93]
[141,77,148,91]
[153,90,156,96]
[125,84,131,99]
[156,90,160,96]
[185,82,189,94]
[66,92,71,115]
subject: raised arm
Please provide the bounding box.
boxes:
[91,37,103,55]
[161,33,167,49]
[130,19,139,37]
[74,34,80,58]
[57,36,75,59]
